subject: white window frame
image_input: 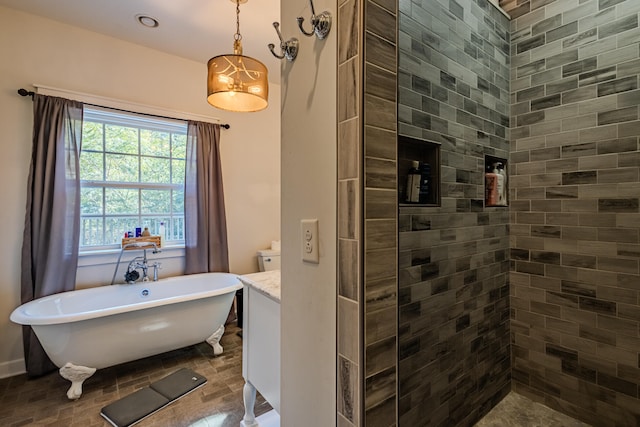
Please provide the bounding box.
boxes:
[79,106,187,252]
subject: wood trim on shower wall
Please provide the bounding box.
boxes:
[336,0,399,424]
[337,0,364,423]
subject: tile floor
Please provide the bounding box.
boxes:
[0,326,592,427]
[0,324,271,427]
[475,392,591,427]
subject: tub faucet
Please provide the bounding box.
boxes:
[126,249,161,283]
[110,243,161,285]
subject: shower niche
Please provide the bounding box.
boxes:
[484,155,508,207]
[398,136,440,207]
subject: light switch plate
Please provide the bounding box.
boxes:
[301,219,319,263]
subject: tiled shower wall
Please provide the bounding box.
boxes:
[500,0,640,425]
[397,1,511,426]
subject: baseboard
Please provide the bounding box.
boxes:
[0,358,26,379]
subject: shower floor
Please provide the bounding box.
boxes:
[475,392,591,427]
[0,323,271,427]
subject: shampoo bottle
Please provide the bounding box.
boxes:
[418,162,431,204]
[485,165,498,206]
[493,163,505,206]
[497,163,507,206]
[405,161,421,203]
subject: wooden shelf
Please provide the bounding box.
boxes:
[121,236,161,250]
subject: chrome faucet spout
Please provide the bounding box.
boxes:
[152,262,161,281]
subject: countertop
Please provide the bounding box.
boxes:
[238,270,281,302]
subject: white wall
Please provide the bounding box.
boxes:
[279,0,337,424]
[0,6,280,377]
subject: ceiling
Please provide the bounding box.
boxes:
[0,0,283,82]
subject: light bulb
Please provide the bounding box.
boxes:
[218,75,233,85]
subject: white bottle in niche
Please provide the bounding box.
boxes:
[405,161,421,203]
[493,163,505,206]
[498,163,507,206]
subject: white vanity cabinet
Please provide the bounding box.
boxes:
[238,271,281,427]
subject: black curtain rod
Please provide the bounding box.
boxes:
[17,88,230,129]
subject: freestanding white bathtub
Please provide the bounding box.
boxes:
[10,272,242,399]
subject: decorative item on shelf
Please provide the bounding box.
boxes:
[297,0,332,40]
[268,22,299,61]
[121,236,162,250]
[141,227,151,237]
[207,0,269,112]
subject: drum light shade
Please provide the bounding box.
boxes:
[207,53,268,112]
[206,0,268,112]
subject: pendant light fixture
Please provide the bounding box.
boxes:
[207,0,269,112]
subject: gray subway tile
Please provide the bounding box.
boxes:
[597,106,638,126]
[578,66,616,87]
[546,77,578,95]
[597,137,638,154]
[598,76,638,96]
[516,34,545,54]
[563,57,598,78]
[598,198,639,213]
[599,44,639,69]
[547,50,579,69]
[531,94,562,111]
[517,58,547,78]
[562,86,598,104]
[598,14,639,40]
[546,22,578,44]
[618,59,640,78]
[598,0,626,10]
[598,167,639,183]
[517,85,546,102]
[562,171,598,185]
[563,28,598,50]
[532,14,562,36]
[617,89,640,108]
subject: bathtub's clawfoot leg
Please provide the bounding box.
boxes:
[240,380,258,427]
[206,325,225,356]
[59,362,96,400]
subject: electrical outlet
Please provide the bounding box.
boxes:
[301,219,319,263]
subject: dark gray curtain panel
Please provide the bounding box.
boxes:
[184,121,229,274]
[20,94,82,377]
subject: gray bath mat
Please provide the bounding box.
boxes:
[100,368,207,427]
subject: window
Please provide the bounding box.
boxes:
[79,106,187,251]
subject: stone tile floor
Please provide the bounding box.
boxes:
[475,392,591,427]
[0,324,271,427]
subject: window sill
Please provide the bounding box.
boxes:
[77,245,185,267]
